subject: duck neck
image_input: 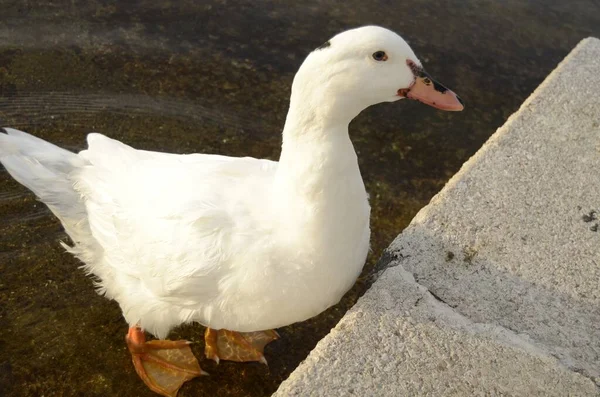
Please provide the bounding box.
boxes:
[276,99,355,187]
[273,91,366,220]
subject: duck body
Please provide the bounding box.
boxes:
[1,118,368,338]
[73,123,369,338]
[2,124,369,339]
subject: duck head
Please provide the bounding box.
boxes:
[290,26,463,125]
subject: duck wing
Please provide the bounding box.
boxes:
[75,133,278,307]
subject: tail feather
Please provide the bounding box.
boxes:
[0,128,89,242]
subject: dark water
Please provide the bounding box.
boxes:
[0,1,599,396]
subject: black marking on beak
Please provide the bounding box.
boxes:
[418,70,448,94]
[407,60,450,95]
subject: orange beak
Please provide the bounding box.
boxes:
[398,60,464,111]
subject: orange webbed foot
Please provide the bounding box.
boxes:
[204,328,279,364]
[126,327,206,397]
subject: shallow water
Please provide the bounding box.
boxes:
[1,1,599,396]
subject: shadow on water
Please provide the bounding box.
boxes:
[0,1,599,396]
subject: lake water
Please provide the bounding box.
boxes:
[1,0,599,396]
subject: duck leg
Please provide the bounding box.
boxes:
[204,328,279,364]
[126,327,206,397]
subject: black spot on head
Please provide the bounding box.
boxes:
[316,40,331,51]
[0,127,7,134]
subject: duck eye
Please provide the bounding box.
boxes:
[372,51,388,61]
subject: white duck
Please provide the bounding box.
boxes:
[0,26,462,396]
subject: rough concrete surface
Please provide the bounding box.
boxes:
[275,38,600,396]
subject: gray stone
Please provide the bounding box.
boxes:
[275,37,600,396]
